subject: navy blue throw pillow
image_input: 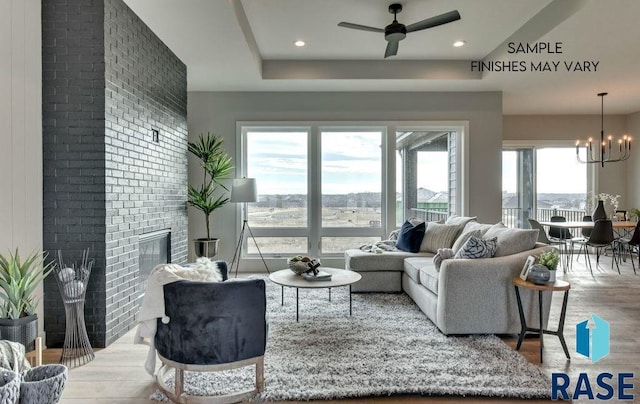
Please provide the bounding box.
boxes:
[395,221,426,253]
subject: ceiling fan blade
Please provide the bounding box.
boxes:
[384,41,399,58]
[338,22,384,33]
[406,10,461,33]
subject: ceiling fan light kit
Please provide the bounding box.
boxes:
[337,3,461,58]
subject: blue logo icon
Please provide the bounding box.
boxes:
[576,314,610,363]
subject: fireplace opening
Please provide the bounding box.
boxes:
[139,229,171,302]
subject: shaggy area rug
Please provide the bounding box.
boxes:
[152,277,551,401]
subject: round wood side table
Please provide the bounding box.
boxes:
[512,277,571,363]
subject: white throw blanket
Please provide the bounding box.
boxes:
[134,263,184,376]
[0,340,30,373]
[359,240,398,253]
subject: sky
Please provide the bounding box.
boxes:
[502,148,587,193]
[247,131,448,195]
[248,132,584,196]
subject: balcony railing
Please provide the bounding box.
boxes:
[502,207,587,236]
[501,208,521,229]
[536,208,587,223]
[409,208,448,223]
[410,206,588,232]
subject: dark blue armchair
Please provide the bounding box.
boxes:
[154,276,267,403]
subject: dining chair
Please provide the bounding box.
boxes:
[549,216,572,270]
[569,215,592,267]
[528,219,565,270]
[615,210,628,221]
[528,218,556,244]
[615,220,640,274]
[573,219,620,275]
[549,216,572,240]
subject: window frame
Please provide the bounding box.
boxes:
[502,140,596,227]
[237,121,468,261]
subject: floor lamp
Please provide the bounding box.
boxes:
[230,178,270,278]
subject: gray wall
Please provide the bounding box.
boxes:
[103,0,188,345]
[42,0,188,348]
[188,91,503,265]
[42,0,107,348]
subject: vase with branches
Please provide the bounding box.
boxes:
[188,133,234,258]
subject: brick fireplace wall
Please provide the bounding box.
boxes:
[42,0,188,348]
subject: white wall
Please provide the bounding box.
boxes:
[188,91,503,266]
[0,0,44,330]
[504,115,629,209]
[626,112,640,210]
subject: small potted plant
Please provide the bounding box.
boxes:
[538,249,559,282]
[188,132,234,258]
[0,249,54,351]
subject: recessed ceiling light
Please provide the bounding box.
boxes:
[294,40,306,47]
[453,40,466,47]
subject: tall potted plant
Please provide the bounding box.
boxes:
[188,132,234,258]
[0,249,54,351]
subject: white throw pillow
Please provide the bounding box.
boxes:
[420,222,464,253]
[452,229,482,254]
[173,257,222,282]
[462,221,495,237]
[445,215,478,226]
[482,225,539,257]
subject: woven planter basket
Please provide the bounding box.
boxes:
[0,315,38,352]
[19,365,68,404]
[0,369,20,404]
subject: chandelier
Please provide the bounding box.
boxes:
[576,92,631,167]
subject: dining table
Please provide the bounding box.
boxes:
[538,220,637,230]
[538,221,638,270]
[539,220,637,238]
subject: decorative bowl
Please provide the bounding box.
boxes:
[287,257,320,275]
[528,264,551,285]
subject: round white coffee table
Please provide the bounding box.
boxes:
[269,267,361,321]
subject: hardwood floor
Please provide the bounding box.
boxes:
[54,254,640,403]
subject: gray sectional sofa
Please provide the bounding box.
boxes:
[345,217,554,335]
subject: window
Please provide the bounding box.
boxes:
[536,148,587,222]
[396,131,455,225]
[246,130,308,228]
[501,148,534,228]
[239,122,466,259]
[245,129,309,254]
[242,126,384,257]
[321,130,382,228]
[502,145,589,228]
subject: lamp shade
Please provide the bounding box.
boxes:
[230,178,258,203]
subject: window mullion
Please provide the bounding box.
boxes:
[309,126,321,257]
[384,126,395,238]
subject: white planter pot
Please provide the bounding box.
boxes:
[548,270,557,283]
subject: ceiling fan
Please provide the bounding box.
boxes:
[338,3,461,58]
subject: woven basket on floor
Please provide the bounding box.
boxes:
[0,369,20,404]
[19,365,68,404]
